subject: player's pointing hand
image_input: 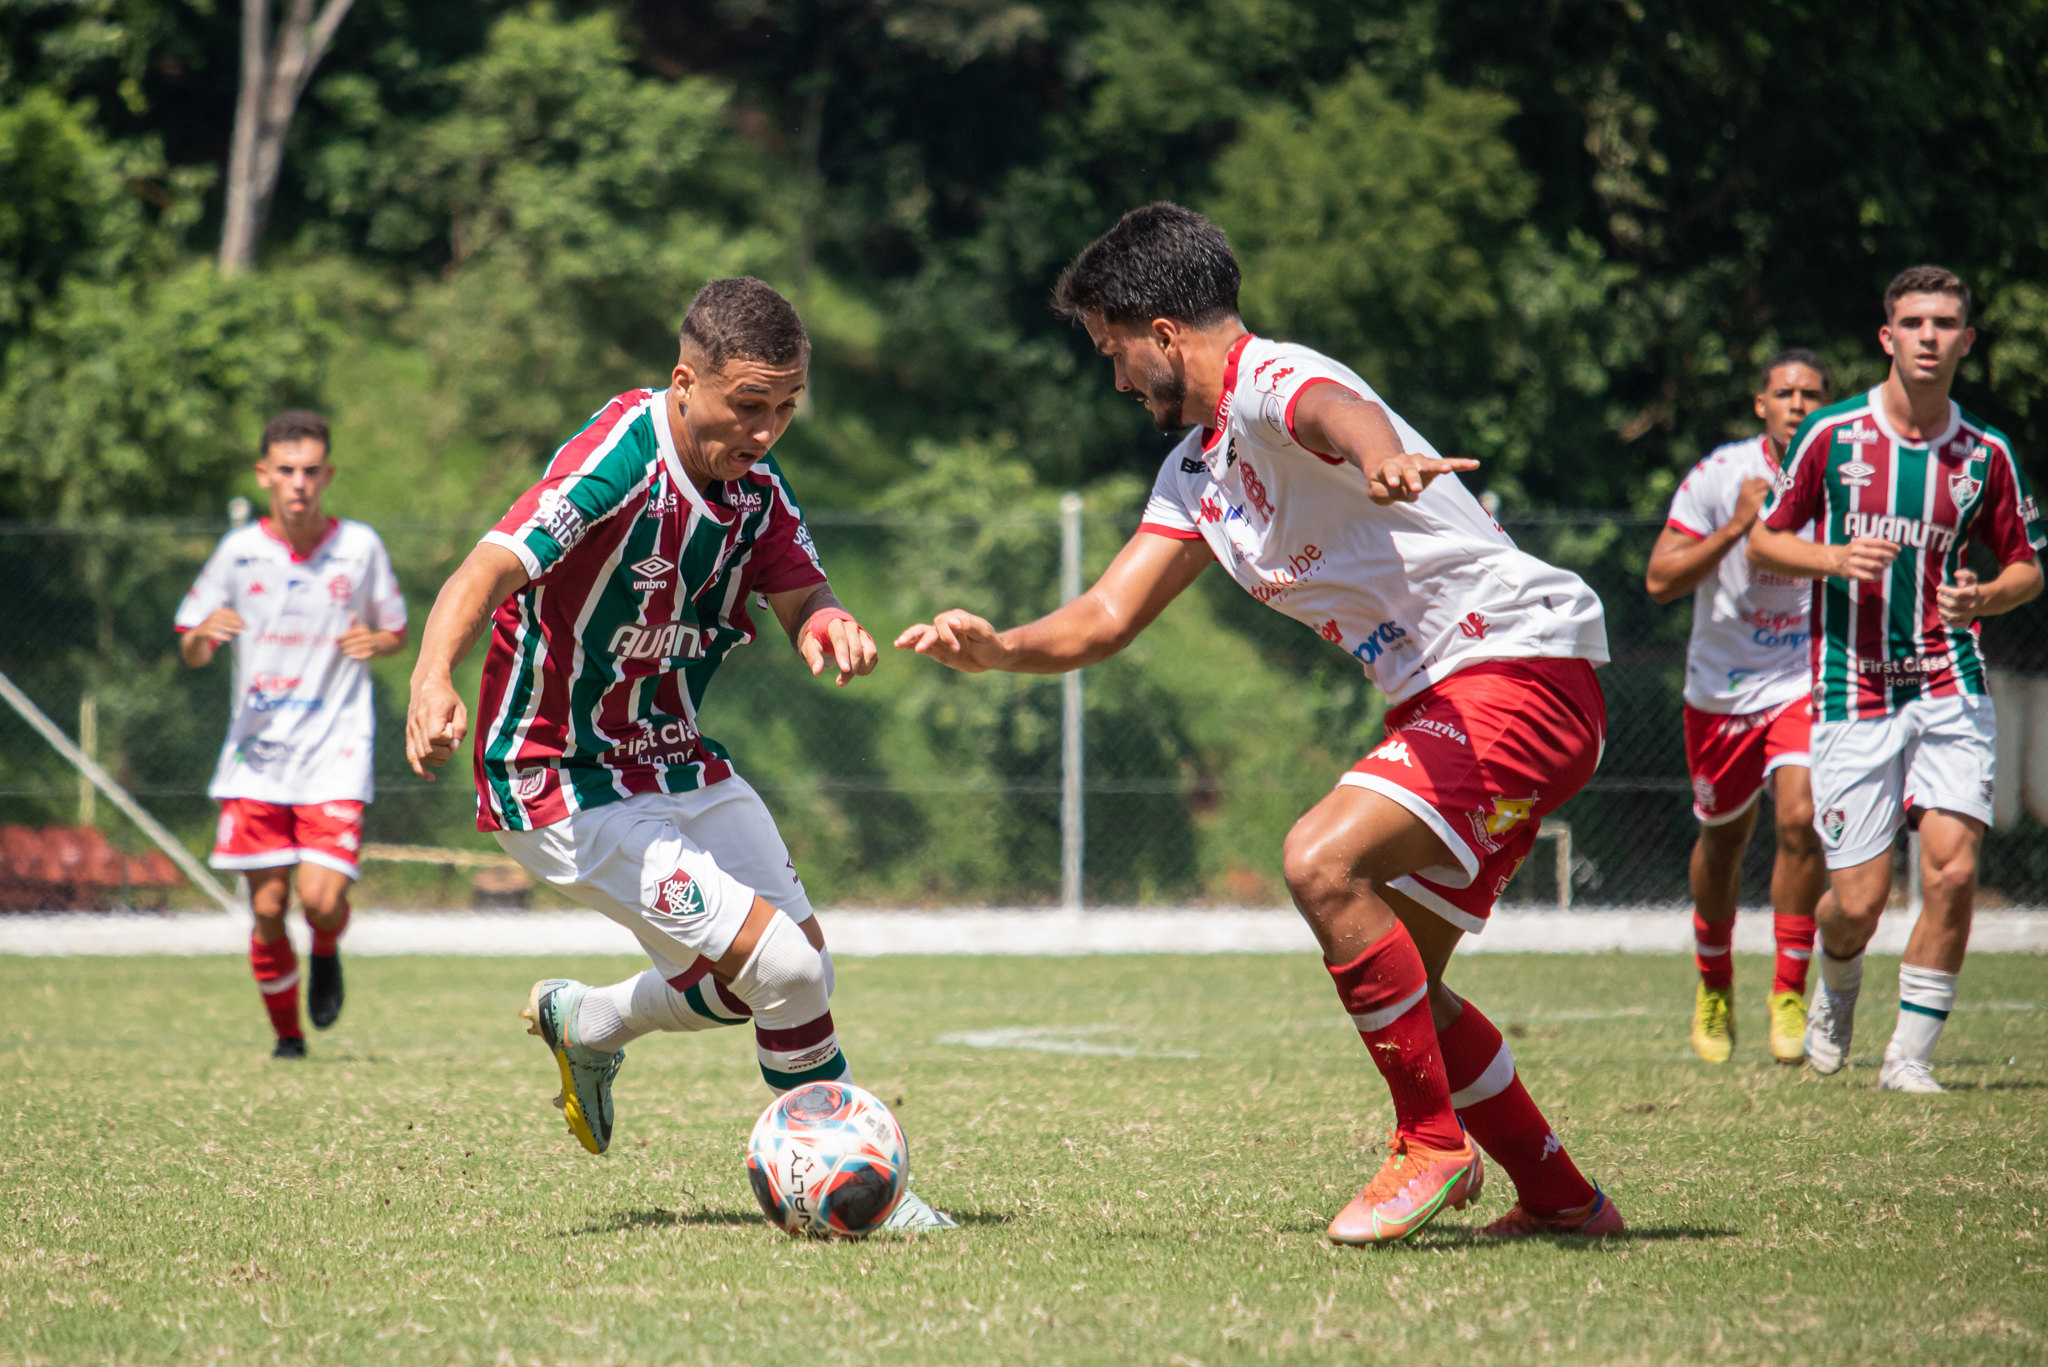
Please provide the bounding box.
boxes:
[894,610,1008,674]
[1365,452,1481,506]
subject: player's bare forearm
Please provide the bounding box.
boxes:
[1289,385,1478,503]
[1645,525,1741,603]
[1948,556,2044,621]
[769,583,850,646]
[412,545,528,687]
[895,532,1209,674]
[177,632,216,668]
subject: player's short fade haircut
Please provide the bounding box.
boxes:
[1884,264,1970,323]
[1052,203,1242,329]
[1757,347,1830,394]
[260,409,330,458]
[680,277,809,372]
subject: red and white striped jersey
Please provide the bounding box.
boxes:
[175,518,406,804]
[473,389,826,831]
[1138,336,1608,706]
[1761,387,2045,721]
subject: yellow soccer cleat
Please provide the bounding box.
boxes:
[1691,982,1735,1064]
[1767,990,1807,1065]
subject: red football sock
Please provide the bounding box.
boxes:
[1772,912,1815,995]
[310,904,350,958]
[250,934,303,1040]
[1325,923,1463,1150]
[1693,911,1734,992]
[1437,999,1597,1215]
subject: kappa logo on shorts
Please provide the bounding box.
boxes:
[1821,806,1847,843]
[653,869,708,921]
[1367,737,1415,767]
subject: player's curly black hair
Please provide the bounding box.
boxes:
[1052,203,1241,329]
[1757,347,1830,395]
[680,277,809,372]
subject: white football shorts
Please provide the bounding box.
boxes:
[1809,692,1996,870]
[494,776,813,981]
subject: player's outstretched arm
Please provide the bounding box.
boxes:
[1749,522,1899,583]
[1289,384,1479,505]
[406,542,530,780]
[766,584,878,688]
[1645,478,1772,603]
[895,531,1211,674]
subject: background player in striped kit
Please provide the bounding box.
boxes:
[176,411,408,1057]
[900,204,1622,1244]
[1750,266,2044,1091]
[405,278,951,1227]
[1646,352,1830,1065]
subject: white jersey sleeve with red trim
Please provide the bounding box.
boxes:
[363,532,408,634]
[1666,438,1814,714]
[1139,456,1204,539]
[175,536,236,631]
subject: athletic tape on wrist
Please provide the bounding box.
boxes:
[802,607,857,650]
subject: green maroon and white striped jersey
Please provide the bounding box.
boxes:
[1761,387,2045,722]
[473,389,827,831]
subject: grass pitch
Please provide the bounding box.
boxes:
[3,949,2044,1366]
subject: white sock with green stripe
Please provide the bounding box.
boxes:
[1885,963,1957,1065]
[575,969,750,1051]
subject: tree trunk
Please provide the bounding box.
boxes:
[218,0,359,276]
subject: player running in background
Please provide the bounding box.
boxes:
[1647,352,1830,1065]
[176,411,408,1058]
[405,278,950,1229]
[1751,266,2044,1092]
[898,204,1622,1243]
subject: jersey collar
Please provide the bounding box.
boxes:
[258,516,339,563]
[1198,333,1256,455]
[1865,384,1960,451]
[652,388,733,527]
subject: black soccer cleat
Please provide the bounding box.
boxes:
[272,1036,308,1060]
[308,953,344,1029]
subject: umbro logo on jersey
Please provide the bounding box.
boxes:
[1838,460,1876,488]
[630,555,674,589]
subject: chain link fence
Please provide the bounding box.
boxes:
[3,513,2045,910]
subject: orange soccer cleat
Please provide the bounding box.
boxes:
[1326,1131,1485,1246]
[1481,1186,1626,1238]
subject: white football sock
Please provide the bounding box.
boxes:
[729,911,848,1092]
[575,969,748,1051]
[1886,963,1957,1065]
[1819,946,1864,999]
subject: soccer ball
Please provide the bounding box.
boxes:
[746,1081,908,1238]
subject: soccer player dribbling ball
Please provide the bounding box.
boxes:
[404,278,952,1230]
[1646,353,1831,1065]
[175,411,409,1058]
[1749,266,2044,1092]
[897,204,1624,1243]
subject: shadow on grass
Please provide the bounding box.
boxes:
[567,1206,1019,1235]
[1420,1225,1739,1248]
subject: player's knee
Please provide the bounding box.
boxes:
[728,911,828,1023]
[1280,823,1349,915]
[300,886,347,920]
[1927,850,1977,899]
[1774,806,1819,855]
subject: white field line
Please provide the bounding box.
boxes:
[1,907,2045,958]
[935,1024,1202,1059]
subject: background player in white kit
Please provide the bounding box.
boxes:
[1647,351,1829,1065]
[1752,266,2044,1092]
[176,411,407,1058]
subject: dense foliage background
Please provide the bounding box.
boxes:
[5,0,2048,903]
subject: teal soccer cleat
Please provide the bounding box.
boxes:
[521,978,624,1155]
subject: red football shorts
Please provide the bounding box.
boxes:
[211,798,365,879]
[1682,696,1811,825]
[1340,658,1606,934]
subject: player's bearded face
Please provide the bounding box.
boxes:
[1086,314,1187,433]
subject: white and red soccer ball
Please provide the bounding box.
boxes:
[746,1081,907,1238]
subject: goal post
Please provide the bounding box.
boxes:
[0,668,241,913]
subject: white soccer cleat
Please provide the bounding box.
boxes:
[1805,985,1856,1075]
[879,1187,958,1231]
[1877,1057,1944,1093]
